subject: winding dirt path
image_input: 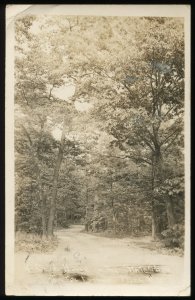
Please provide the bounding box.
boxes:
[13,225,186,296]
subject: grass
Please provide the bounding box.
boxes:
[15,231,59,253]
[131,238,184,257]
[83,229,184,256]
[155,245,184,257]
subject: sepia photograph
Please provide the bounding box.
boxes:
[5,5,190,296]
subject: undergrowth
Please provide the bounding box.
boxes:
[15,231,59,253]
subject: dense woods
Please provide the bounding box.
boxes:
[15,15,185,249]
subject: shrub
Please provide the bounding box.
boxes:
[161,224,184,249]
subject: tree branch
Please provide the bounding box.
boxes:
[138,134,155,152]
[162,105,175,119]
[85,151,152,166]
[163,132,181,152]
[160,128,180,146]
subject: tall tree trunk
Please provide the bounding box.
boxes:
[41,191,47,237]
[37,172,48,237]
[85,174,89,231]
[151,201,160,240]
[55,211,58,229]
[151,153,161,240]
[150,70,165,239]
[110,177,116,234]
[47,118,67,236]
[166,196,175,228]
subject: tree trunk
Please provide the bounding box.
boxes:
[85,223,89,232]
[85,176,89,231]
[55,211,58,229]
[112,209,116,234]
[85,202,89,232]
[166,196,175,228]
[112,201,116,233]
[41,191,47,237]
[47,117,67,236]
[47,148,64,236]
[151,202,160,240]
[151,153,161,240]
[36,172,48,237]
[110,176,116,234]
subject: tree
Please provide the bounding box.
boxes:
[62,16,184,239]
[14,15,185,244]
[15,16,82,236]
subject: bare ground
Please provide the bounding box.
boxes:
[12,225,186,296]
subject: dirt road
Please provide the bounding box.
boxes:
[12,225,186,296]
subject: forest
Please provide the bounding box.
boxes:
[15,15,185,250]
